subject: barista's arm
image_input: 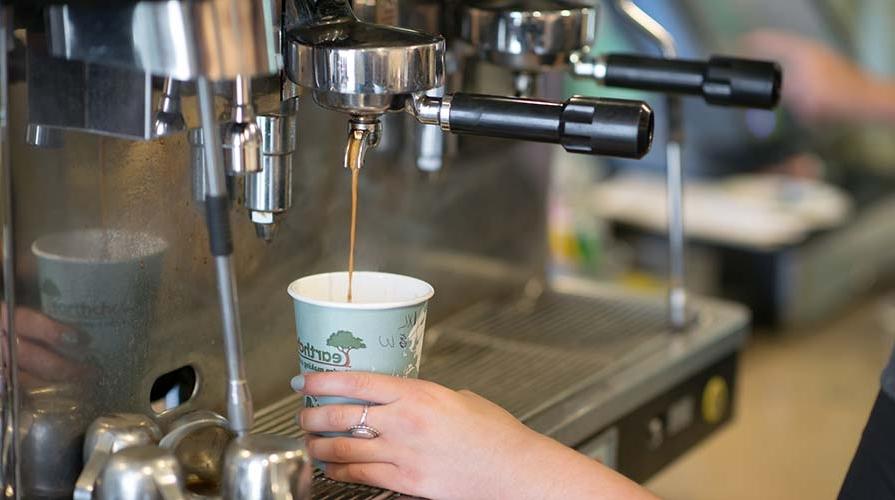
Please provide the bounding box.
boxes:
[742,30,895,125]
[293,372,659,500]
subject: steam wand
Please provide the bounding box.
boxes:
[152,78,186,138]
[582,0,779,329]
[614,0,688,331]
[195,77,253,435]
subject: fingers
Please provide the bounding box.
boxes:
[2,305,87,347]
[16,338,87,381]
[296,372,412,405]
[323,463,403,491]
[18,371,51,390]
[307,436,392,464]
[300,404,389,435]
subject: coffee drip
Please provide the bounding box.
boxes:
[343,117,381,302]
[347,165,359,302]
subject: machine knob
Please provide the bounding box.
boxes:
[560,96,653,158]
[703,56,783,109]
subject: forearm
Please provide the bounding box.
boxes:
[510,431,659,500]
[548,440,659,499]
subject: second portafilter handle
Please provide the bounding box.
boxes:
[573,53,782,109]
[409,93,654,159]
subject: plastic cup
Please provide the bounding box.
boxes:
[287,271,434,409]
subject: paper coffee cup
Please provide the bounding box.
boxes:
[32,229,167,407]
[287,271,434,408]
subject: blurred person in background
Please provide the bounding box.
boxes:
[745,30,895,126]
[747,29,895,499]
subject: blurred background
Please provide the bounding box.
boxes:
[546,0,895,498]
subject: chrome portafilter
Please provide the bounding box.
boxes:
[286,20,443,117]
[460,0,598,96]
[287,18,444,170]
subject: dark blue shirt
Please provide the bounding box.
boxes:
[883,348,895,401]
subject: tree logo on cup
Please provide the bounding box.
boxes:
[326,331,366,368]
[41,278,62,298]
[299,330,367,368]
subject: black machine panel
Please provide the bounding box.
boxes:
[577,353,739,483]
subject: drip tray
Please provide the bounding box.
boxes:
[421,289,670,422]
[251,280,749,499]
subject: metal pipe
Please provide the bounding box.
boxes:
[233,75,252,123]
[666,140,686,329]
[613,0,690,330]
[196,77,253,435]
[222,74,262,175]
[235,75,250,107]
[415,86,447,172]
[613,0,676,58]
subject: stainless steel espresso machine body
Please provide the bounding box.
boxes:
[0,0,779,498]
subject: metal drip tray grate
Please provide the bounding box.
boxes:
[310,471,402,500]
[443,291,667,347]
[420,291,670,420]
[251,285,746,499]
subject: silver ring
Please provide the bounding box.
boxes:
[347,405,381,439]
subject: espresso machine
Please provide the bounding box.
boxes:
[0,0,779,498]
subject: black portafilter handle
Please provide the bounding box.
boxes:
[446,94,654,159]
[602,54,782,109]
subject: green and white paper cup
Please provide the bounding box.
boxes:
[32,228,167,407]
[287,271,434,408]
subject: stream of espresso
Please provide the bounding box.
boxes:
[347,165,360,302]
